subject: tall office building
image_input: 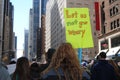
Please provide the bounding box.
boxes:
[2,0,14,63]
[45,0,98,59]
[28,9,33,61]
[41,0,47,15]
[14,36,17,59]
[0,0,4,61]
[24,29,29,58]
[12,32,17,59]
[45,0,65,51]
[38,0,47,60]
[32,0,40,58]
[8,2,14,60]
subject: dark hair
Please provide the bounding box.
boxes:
[46,48,56,61]
[12,57,30,80]
[96,55,100,60]
[30,63,40,79]
[99,52,106,58]
[30,62,39,72]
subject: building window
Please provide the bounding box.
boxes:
[113,6,115,15]
[110,22,114,30]
[109,5,119,17]
[110,19,120,30]
[114,20,116,28]
[116,7,119,13]
[76,3,81,6]
[69,2,74,5]
[109,0,112,4]
[110,8,113,16]
[117,19,120,27]
[101,39,108,50]
[93,20,96,23]
[109,0,117,4]
[84,3,89,7]
[111,35,120,48]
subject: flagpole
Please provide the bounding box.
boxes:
[78,48,82,64]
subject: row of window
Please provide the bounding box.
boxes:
[110,18,120,30]
[109,0,117,4]
[110,6,119,17]
[69,2,89,6]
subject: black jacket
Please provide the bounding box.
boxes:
[91,60,117,80]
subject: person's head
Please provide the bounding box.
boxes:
[30,62,39,72]
[12,57,30,80]
[46,48,56,62]
[16,57,29,71]
[30,62,40,79]
[51,43,79,67]
[99,52,106,59]
[42,43,82,80]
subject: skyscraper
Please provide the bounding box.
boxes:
[28,8,33,61]
[32,0,40,59]
[38,0,47,60]
[2,0,14,63]
[24,29,29,58]
[0,0,4,61]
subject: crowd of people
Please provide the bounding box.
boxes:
[0,42,120,80]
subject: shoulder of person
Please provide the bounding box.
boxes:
[82,67,91,80]
[41,67,64,80]
[0,66,11,80]
[92,62,99,68]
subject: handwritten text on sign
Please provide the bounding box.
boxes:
[64,8,94,48]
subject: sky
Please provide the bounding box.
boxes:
[10,0,32,58]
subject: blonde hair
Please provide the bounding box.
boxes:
[41,43,82,80]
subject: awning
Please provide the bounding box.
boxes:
[116,50,120,56]
[106,47,120,56]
